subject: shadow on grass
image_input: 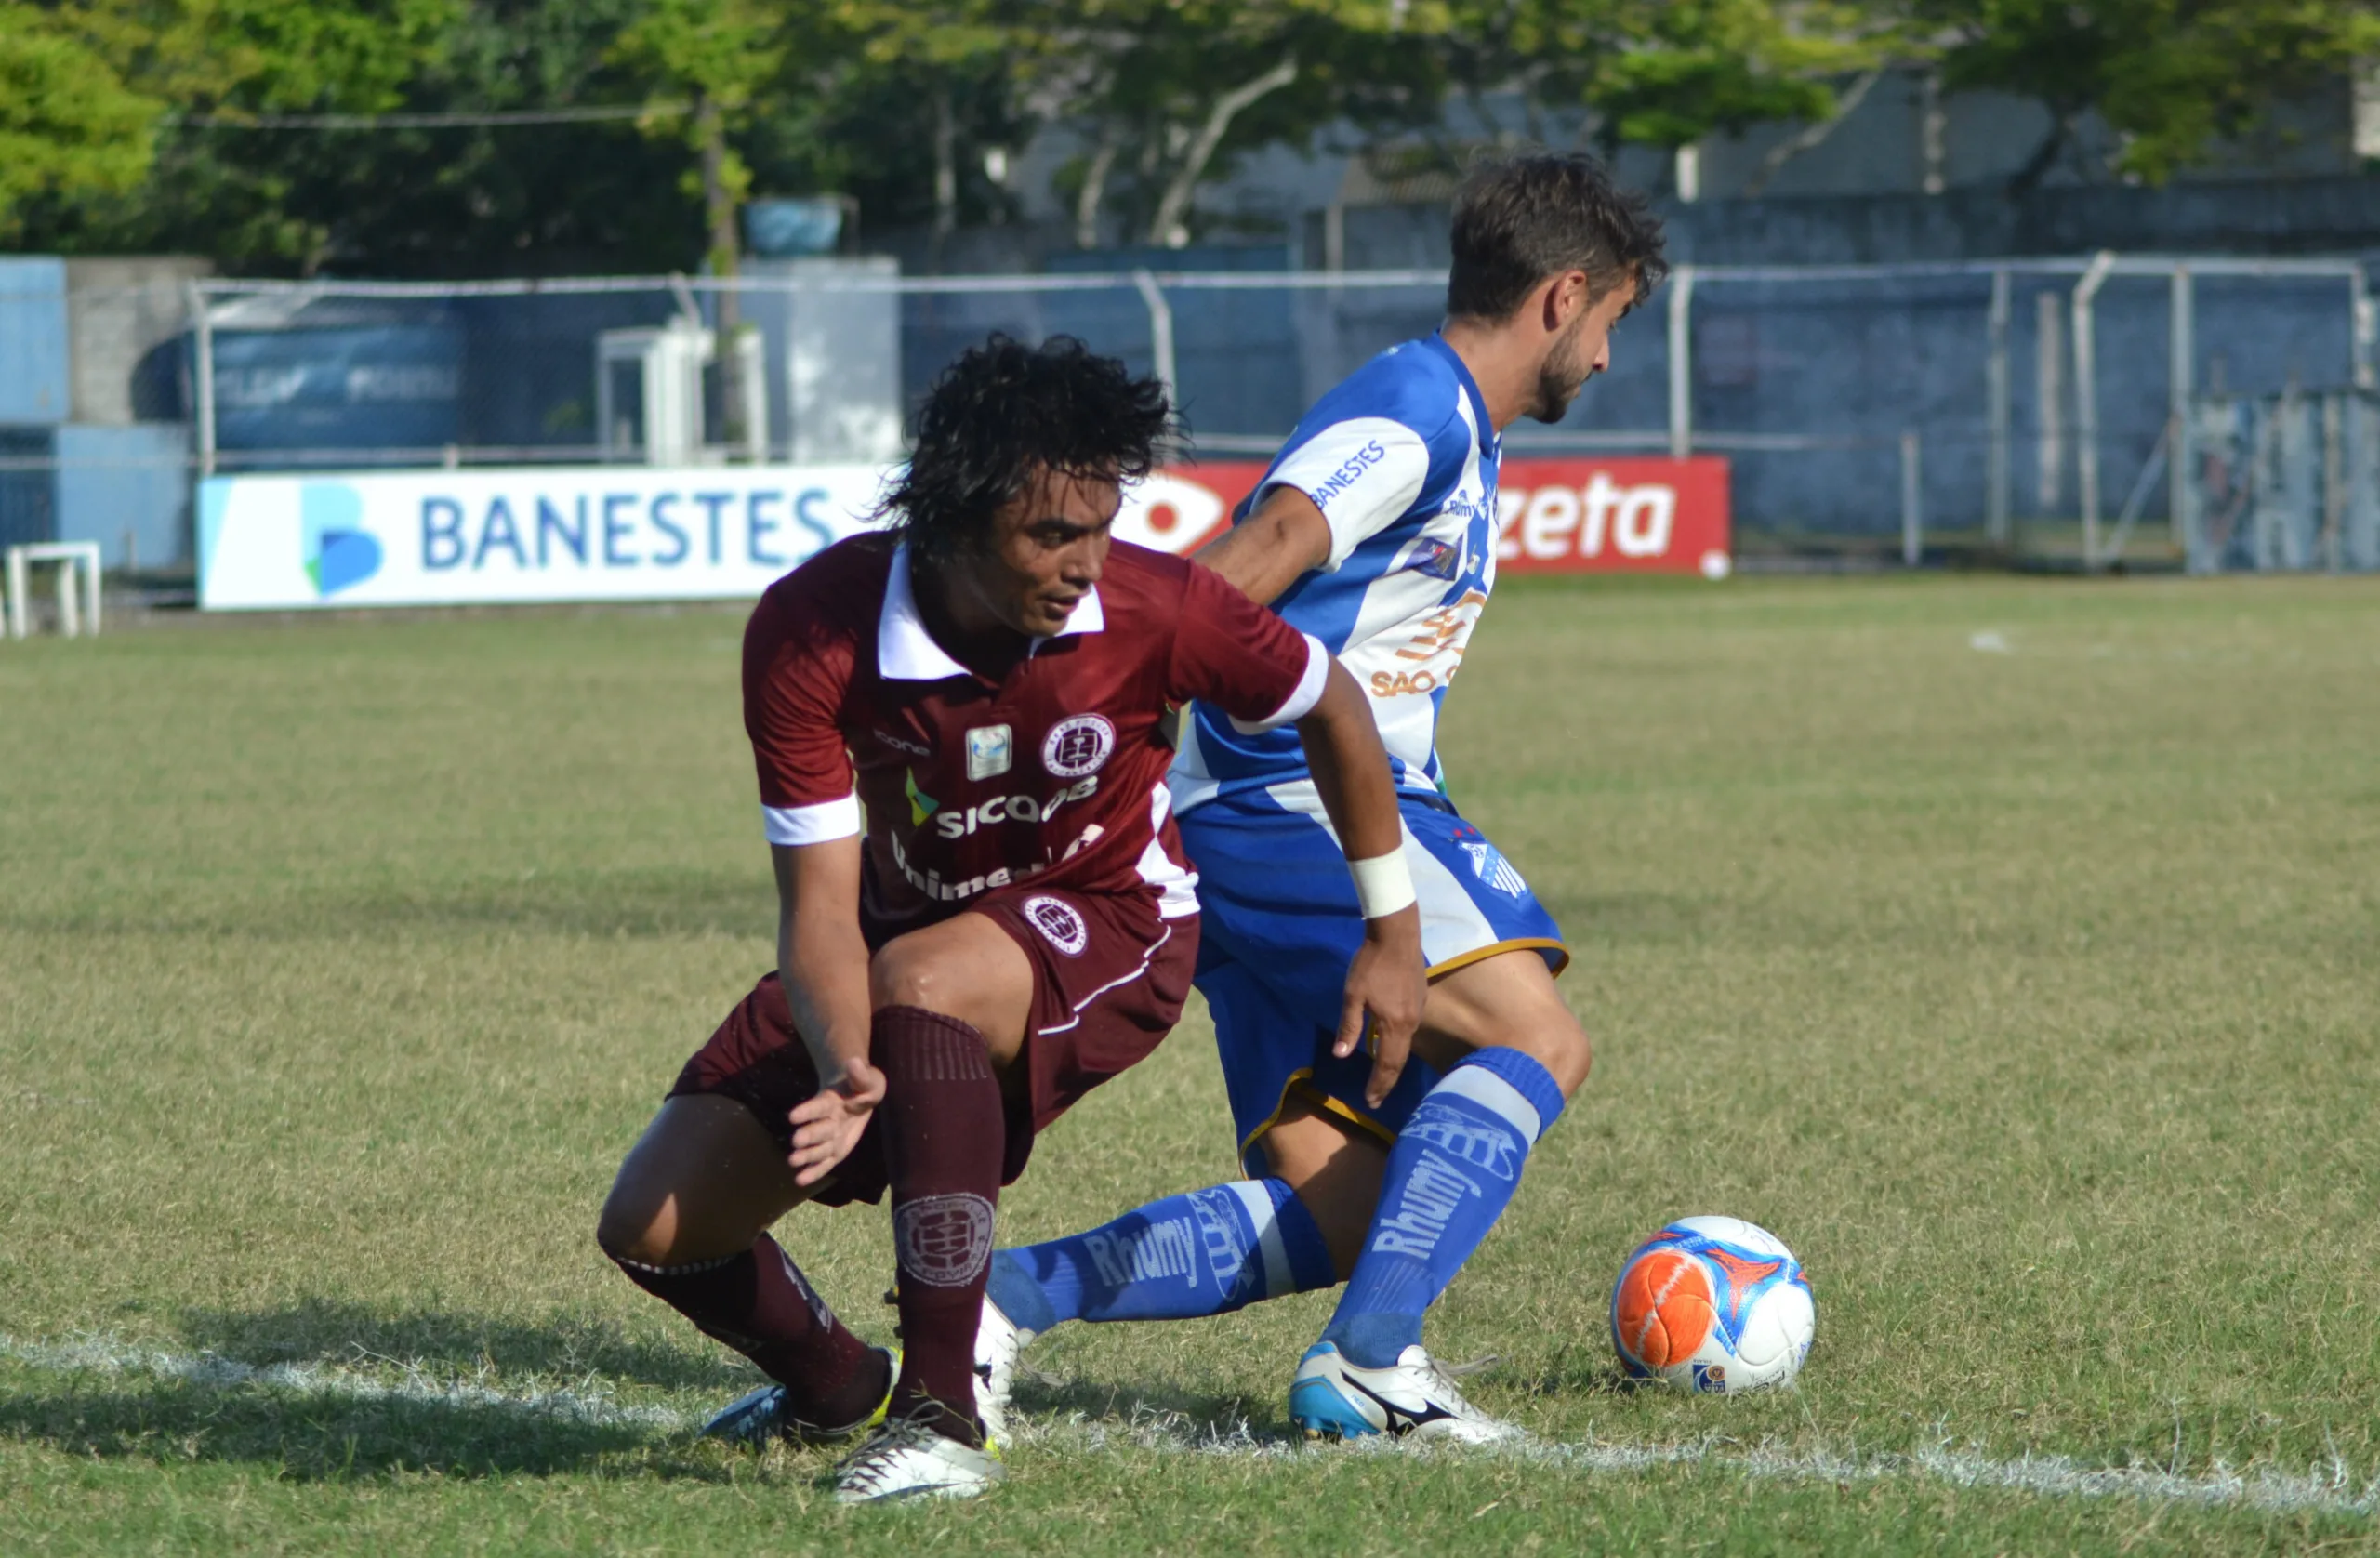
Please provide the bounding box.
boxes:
[1509,1342,1650,1401]
[170,1298,752,1393]
[0,1376,725,1482]
[1010,1370,1288,1444]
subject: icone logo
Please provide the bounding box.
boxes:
[932,776,1099,838]
[1496,473,1677,562]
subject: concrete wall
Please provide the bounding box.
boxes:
[66,257,210,425]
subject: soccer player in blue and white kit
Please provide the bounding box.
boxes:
[972,155,1669,1442]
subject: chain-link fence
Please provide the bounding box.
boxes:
[6,254,2375,582]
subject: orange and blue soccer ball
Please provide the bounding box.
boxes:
[1609,1216,1815,1393]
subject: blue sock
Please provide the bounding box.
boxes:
[985,1179,1336,1336]
[1321,1048,1567,1368]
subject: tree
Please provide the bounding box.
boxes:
[1919,0,2380,188]
[608,0,787,278]
[1584,0,1896,155]
[0,3,159,233]
[1036,0,1442,248]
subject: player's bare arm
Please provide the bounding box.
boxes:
[1197,484,1331,606]
[1291,658,1426,1105]
[771,836,880,1184]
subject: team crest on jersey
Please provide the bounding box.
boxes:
[1459,838,1529,898]
[964,723,1014,781]
[1041,715,1115,778]
[1022,894,1089,957]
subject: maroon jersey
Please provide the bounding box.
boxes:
[743,534,1326,935]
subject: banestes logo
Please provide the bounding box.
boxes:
[298,482,383,597]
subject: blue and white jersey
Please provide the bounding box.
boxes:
[1171,333,1499,812]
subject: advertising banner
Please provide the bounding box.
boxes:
[1153,455,1732,578]
[197,454,1730,611]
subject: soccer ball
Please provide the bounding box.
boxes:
[1609,1216,1814,1393]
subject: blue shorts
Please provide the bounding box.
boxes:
[1177,781,1567,1177]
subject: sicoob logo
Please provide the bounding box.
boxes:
[299,482,382,598]
[1041,715,1115,778]
[1022,895,1089,957]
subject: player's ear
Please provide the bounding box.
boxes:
[1540,271,1587,334]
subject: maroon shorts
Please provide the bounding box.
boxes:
[668,889,1198,1207]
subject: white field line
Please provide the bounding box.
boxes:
[0,1333,694,1434]
[4,1333,2373,1519]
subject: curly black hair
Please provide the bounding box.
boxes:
[1448,152,1669,321]
[879,334,1172,564]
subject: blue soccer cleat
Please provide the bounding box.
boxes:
[701,1346,899,1447]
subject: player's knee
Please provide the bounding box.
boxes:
[868,940,950,1015]
[594,1175,671,1267]
[1539,1010,1593,1097]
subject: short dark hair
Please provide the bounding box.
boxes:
[881,335,1171,564]
[1447,153,1668,322]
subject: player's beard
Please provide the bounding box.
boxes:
[1524,311,1596,425]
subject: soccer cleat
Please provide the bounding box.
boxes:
[700,1346,898,1447]
[1287,1341,1527,1446]
[972,1295,1029,1444]
[830,1411,1005,1504]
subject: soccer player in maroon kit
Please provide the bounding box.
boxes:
[595,336,1427,1502]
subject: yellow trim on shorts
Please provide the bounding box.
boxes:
[1425,935,1571,983]
[1237,1067,1398,1169]
[1235,937,1572,1171]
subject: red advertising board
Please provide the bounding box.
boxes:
[1125,456,1732,577]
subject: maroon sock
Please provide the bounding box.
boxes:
[875,1004,1005,1446]
[605,1232,887,1430]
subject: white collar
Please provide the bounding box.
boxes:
[878,543,1104,680]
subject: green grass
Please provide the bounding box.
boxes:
[2,574,2376,1554]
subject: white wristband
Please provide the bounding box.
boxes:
[1347,850,1417,919]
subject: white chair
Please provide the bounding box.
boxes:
[5,541,103,639]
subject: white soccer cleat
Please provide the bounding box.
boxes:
[1287,1341,1527,1446]
[830,1413,1005,1504]
[972,1296,1029,1444]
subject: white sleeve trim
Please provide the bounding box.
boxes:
[1258,416,1433,572]
[761,793,861,846]
[1230,633,1330,734]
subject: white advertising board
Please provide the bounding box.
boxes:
[197,466,892,611]
[197,465,1232,611]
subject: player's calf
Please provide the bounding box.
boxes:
[596,1097,891,1437]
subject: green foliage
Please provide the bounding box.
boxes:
[1924,0,2380,185]
[3,0,2373,270]
[1587,0,1897,149]
[0,3,158,232]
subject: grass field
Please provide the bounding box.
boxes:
[3,573,2377,1554]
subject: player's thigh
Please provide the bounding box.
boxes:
[1412,946,1592,1096]
[868,910,1037,1070]
[1257,1094,1387,1282]
[598,1094,813,1264]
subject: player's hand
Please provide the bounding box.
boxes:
[787,1055,886,1186]
[1335,904,1426,1108]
